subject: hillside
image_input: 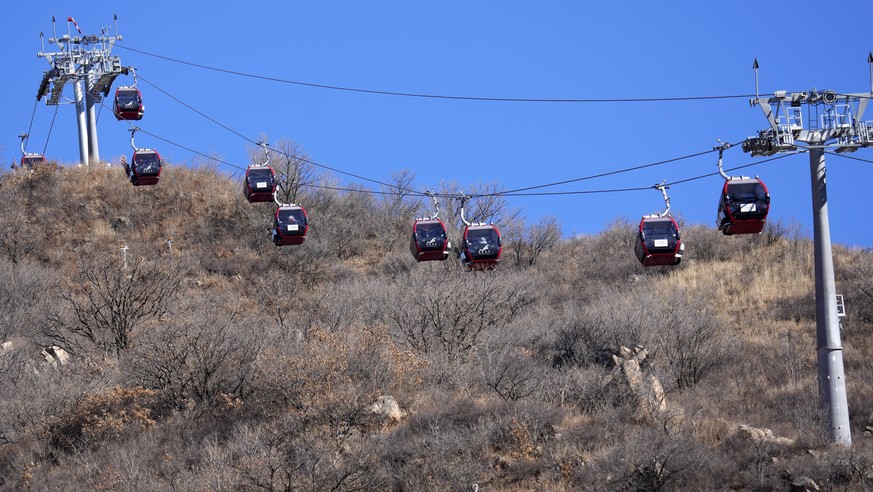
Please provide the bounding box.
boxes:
[1,160,873,490]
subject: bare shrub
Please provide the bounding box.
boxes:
[379,169,423,255]
[42,255,185,356]
[551,303,617,368]
[582,427,726,491]
[377,398,497,489]
[308,186,382,262]
[373,269,535,360]
[839,246,873,326]
[506,215,562,268]
[549,287,659,370]
[551,218,641,303]
[125,293,263,410]
[480,343,545,401]
[222,418,384,491]
[569,285,730,390]
[680,224,736,263]
[649,288,733,390]
[49,386,157,453]
[0,189,37,264]
[0,260,56,343]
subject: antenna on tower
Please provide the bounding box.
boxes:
[752,58,760,105]
[868,52,872,94]
[114,14,119,36]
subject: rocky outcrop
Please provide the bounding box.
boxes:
[610,345,673,422]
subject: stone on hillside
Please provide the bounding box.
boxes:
[370,395,406,422]
[736,424,795,446]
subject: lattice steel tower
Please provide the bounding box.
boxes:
[35,16,128,165]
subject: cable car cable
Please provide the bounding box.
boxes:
[104,74,781,203]
[126,70,778,202]
[109,112,433,199]
[43,105,59,156]
[297,154,784,199]
[129,125,246,171]
[115,44,755,104]
[477,144,741,197]
[101,105,787,203]
[107,106,781,202]
[495,154,789,197]
[134,72,427,195]
[663,153,791,187]
[26,99,38,141]
[136,74,252,146]
[825,151,873,165]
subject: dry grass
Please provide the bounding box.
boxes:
[2,161,873,491]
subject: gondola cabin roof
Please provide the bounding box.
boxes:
[19,153,47,169]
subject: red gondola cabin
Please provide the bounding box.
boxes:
[19,153,47,169]
[410,219,450,261]
[244,166,277,203]
[716,178,770,235]
[461,224,501,270]
[124,149,162,186]
[114,87,145,121]
[634,216,684,266]
[272,204,309,246]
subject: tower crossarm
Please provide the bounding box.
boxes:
[744,90,873,155]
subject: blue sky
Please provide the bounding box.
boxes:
[5,1,873,248]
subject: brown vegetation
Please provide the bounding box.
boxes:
[1,156,872,491]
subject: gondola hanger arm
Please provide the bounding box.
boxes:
[459,193,472,227]
[18,132,29,154]
[422,190,440,221]
[715,139,732,181]
[258,139,270,169]
[273,190,298,208]
[129,126,139,151]
[653,181,671,218]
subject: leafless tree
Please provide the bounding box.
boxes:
[481,344,543,401]
[0,182,37,265]
[375,269,534,359]
[380,169,423,253]
[126,294,263,409]
[42,256,185,356]
[649,289,732,390]
[507,215,562,267]
[270,138,316,204]
[438,180,522,236]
